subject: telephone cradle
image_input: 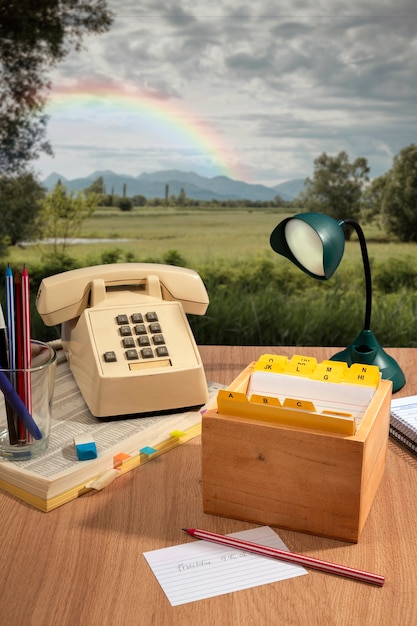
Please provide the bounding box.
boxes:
[36,263,209,418]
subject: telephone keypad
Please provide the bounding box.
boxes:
[106,310,170,364]
[119,325,132,337]
[104,351,117,363]
[141,347,154,359]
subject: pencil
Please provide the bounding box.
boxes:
[182,528,385,587]
[21,265,32,443]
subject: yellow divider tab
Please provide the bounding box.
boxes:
[283,398,316,412]
[216,388,355,435]
[310,360,347,383]
[344,363,380,387]
[250,394,281,407]
[253,354,288,373]
[285,355,317,376]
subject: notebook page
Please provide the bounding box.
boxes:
[143,526,307,606]
[390,395,417,443]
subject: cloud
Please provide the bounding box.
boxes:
[37,0,417,184]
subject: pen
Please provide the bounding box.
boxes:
[5,264,16,372]
[182,528,385,587]
[0,304,18,444]
[0,368,42,440]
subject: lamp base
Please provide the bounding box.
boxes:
[330,329,406,393]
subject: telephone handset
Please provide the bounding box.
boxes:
[36,263,209,418]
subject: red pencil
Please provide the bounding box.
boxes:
[182,528,385,587]
[14,267,32,442]
[14,271,26,442]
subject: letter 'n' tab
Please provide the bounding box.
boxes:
[345,363,380,387]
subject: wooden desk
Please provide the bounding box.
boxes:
[1,346,416,625]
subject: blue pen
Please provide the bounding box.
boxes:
[0,368,42,440]
[5,264,16,372]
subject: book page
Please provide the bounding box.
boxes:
[143,526,307,606]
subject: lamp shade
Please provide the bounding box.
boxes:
[270,213,346,280]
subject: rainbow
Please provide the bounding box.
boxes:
[45,82,247,181]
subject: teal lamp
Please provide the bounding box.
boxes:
[270,212,405,392]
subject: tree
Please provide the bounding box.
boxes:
[366,144,417,242]
[0,1,113,174]
[0,173,45,255]
[177,187,186,206]
[301,151,370,237]
[85,176,105,195]
[35,181,97,255]
[117,197,133,211]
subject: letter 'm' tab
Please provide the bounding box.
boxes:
[310,361,346,383]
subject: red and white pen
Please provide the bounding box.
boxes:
[182,528,385,587]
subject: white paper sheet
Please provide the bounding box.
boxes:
[143,526,307,606]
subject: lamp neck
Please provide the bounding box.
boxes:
[341,219,372,330]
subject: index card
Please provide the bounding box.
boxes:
[143,526,307,606]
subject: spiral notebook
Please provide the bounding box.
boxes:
[390,395,417,455]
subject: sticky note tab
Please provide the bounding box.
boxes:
[86,469,119,490]
[113,452,131,468]
[170,429,186,438]
[74,434,97,461]
[253,354,288,374]
[285,355,317,376]
[140,446,157,456]
[345,363,380,387]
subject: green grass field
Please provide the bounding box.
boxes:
[5,206,417,347]
[8,205,417,269]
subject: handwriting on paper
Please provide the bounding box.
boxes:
[144,526,307,606]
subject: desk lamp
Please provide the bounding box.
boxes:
[270,212,405,392]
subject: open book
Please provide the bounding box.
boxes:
[0,349,222,511]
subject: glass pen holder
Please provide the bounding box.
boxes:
[0,340,57,460]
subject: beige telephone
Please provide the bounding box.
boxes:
[36,263,209,417]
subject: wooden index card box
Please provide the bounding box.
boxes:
[201,363,392,542]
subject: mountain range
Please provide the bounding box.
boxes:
[42,170,306,202]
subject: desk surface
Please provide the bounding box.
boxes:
[1,346,416,625]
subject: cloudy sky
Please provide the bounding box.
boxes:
[36,0,417,186]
